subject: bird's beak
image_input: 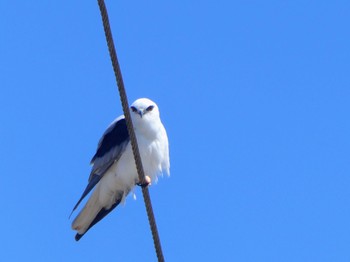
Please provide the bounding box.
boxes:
[138,109,144,118]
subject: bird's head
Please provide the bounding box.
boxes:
[130,98,160,125]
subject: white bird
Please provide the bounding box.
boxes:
[71,98,170,241]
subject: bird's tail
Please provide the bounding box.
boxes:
[71,186,123,241]
[71,188,101,236]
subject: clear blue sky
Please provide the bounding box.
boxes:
[1,1,349,261]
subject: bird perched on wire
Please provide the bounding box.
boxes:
[70,98,170,241]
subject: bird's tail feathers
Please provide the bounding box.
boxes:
[71,189,101,235]
[72,189,124,241]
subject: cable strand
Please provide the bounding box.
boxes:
[96,1,165,261]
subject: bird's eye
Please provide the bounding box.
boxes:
[131,106,137,112]
[146,105,154,112]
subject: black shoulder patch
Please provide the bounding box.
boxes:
[92,118,129,160]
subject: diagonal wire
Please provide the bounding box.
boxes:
[97,0,165,261]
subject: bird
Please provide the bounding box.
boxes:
[70,98,170,241]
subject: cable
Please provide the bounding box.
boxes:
[97,1,165,261]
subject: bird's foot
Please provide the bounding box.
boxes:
[136,176,151,188]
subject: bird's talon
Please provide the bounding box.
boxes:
[136,182,148,188]
[136,176,151,188]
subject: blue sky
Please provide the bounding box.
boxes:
[1,1,350,261]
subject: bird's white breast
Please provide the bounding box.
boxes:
[96,123,168,209]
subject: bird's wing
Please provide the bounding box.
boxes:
[90,116,129,179]
[70,116,130,215]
